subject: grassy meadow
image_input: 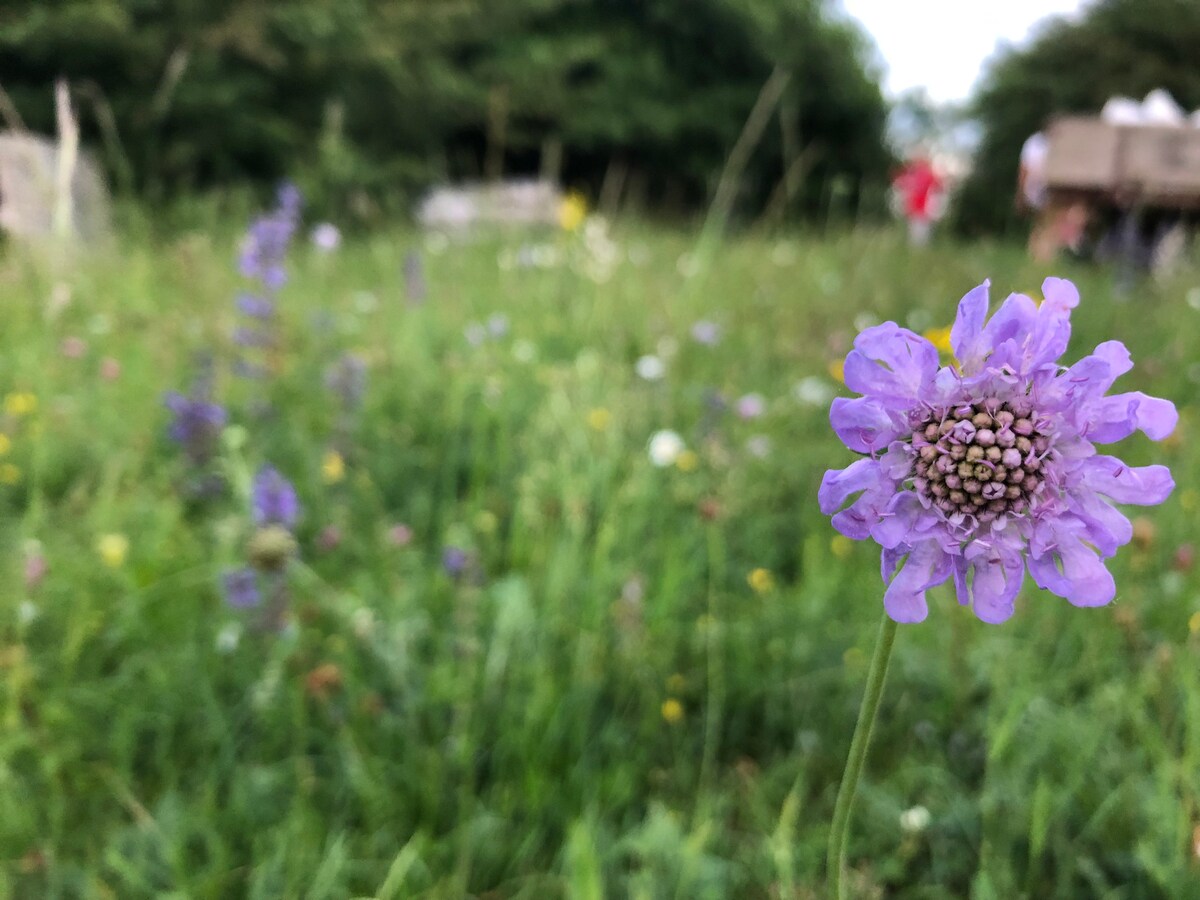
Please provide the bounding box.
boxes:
[0,217,1197,898]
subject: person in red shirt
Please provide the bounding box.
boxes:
[892,154,944,246]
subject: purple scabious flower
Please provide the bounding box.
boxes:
[819,278,1177,624]
[252,465,300,530]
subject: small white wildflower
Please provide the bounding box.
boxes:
[746,435,771,458]
[487,314,510,338]
[464,322,487,347]
[1187,287,1200,311]
[794,376,834,407]
[311,222,341,251]
[635,354,666,381]
[899,805,931,834]
[512,339,537,363]
[648,430,685,467]
[1160,570,1184,597]
[736,393,766,420]
[691,320,721,346]
[215,622,242,654]
[17,601,38,625]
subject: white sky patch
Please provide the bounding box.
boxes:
[839,0,1090,103]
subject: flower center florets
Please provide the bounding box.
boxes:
[909,397,1050,524]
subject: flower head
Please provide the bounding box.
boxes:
[321,449,346,484]
[736,393,766,420]
[252,466,300,529]
[820,278,1177,624]
[661,698,684,724]
[222,567,261,609]
[559,192,588,232]
[635,355,666,381]
[442,546,470,578]
[4,393,37,417]
[310,222,341,252]
[691,320,721,346]
[164,386,227,466]
[648,430,685,467]
[96,533,129,569]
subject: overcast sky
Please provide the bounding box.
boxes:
[839,0,1090,104]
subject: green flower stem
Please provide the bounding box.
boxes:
[827,612,899,899]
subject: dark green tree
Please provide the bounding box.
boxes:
[0,0,889,220]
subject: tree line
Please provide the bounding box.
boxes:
[0,0,890,222]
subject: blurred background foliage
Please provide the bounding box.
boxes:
[952,0,1200,235]
[0,0,890,223]
[3,0,1200,230]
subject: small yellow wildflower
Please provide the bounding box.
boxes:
[666,673,686,694]
[661,698,684,724]
[675,449,699,472]
[0,434,10,456]
[559,192,588,232]
[474,510,498,534]
[747,567,774,594]
[96,533,129,569]
[586,407,612,431]
[0,463,19,485]
[1189,611,1200,634]
[923,326,954,355]
[4,393,37,417]
[831,535,854,559]
[827,359,845,384]
[321,450,345,484]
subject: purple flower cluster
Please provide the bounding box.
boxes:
[234,183,302,382]
[820,278,1176,624]
[164,361,228,498]
[221,465,301,623]
[252,464,300,529]
[164,385,225,466]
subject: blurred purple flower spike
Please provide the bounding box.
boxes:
[442,546,470,578]
[820,277,1177,624]
[164,382,227,466]
[222,567,261,609]
[252,465,300,530]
